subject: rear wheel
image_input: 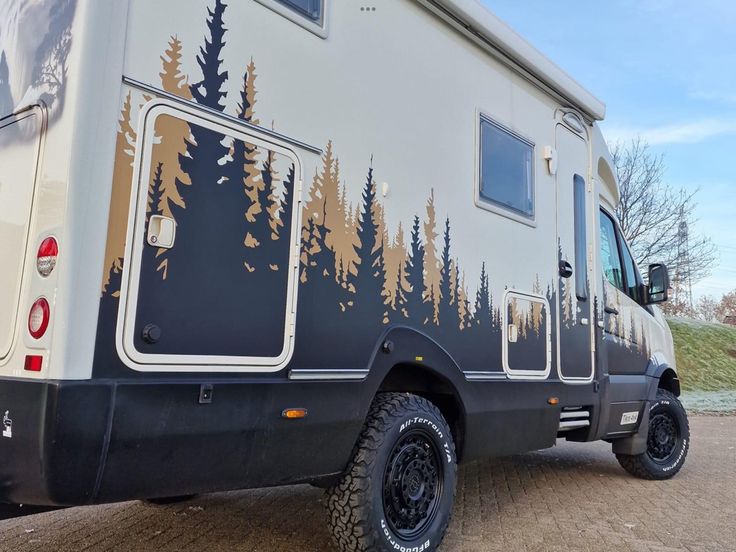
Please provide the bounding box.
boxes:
[616,389,689,480]
[326,393,457,552]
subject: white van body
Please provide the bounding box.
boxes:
[0,2,682,543]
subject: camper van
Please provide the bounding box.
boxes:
[0,1,688,550]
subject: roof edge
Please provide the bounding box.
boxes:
[428,0,606,121]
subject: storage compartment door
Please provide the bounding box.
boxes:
[119,101,302,371]
[503,291,551,378]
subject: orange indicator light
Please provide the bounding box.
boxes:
[282,408,308,419]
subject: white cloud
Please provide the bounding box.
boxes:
[604,119,736,146]
[689,90,736,106]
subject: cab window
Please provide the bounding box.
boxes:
[620,239,644,303]
[599,211,624,291]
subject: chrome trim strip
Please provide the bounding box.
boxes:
[288,369,369,381]
[122,76,323,155]
[560,411,590,419]
[464,371,507,381]
[558,420,591,430]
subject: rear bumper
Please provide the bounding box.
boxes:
[0,379,112,506]
[0,377,361,507]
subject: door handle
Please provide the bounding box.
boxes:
[604,305,619,315]
[558,260,573,279]
[147,215,177,249]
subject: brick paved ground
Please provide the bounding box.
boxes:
[1,415,734,552]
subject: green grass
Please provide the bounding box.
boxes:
[667,318,736,392]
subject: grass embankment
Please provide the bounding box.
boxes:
[667,318,736,392]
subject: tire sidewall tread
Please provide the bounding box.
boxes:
[616,389,690,481]
[326,393,457,552]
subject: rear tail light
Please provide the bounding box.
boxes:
[24,355,43,372]
[28,298,50,339]
[37,237,59,277]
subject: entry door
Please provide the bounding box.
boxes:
[555,124,594,381]
[119,100,302,372]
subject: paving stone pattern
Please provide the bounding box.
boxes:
[0,416,733,552]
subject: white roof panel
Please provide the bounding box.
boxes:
[431,0,606,121]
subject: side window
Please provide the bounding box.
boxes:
[599,211,624,291]
[620,239,644,303]
[275,0,323,22]
[573,175,588,301]
[478,116,534,220]
[255,0,327,37]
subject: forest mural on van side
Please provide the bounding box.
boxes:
[95,0,650,374]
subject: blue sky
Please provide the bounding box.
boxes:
[482,0,736,299]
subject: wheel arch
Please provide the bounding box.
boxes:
[366,326,469,462]
[647,360,681,397]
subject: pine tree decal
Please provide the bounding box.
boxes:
[405,215,430,325]
[190,0,228,111]
[141,163,168,280]
[102,91,138,294]
[160,36,192,100]
[438,217,459,330]
[532,275,543,335]
[169,0,231,276]
[352,165,389,325]
[473,263,492,329]
[423,190,440,324]
[153,36,193,219]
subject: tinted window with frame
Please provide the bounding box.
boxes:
[479,117,534,219]
[620,239,644,303]
[573,175,588,301]
[599,210,624,291]
[276,0,322,22]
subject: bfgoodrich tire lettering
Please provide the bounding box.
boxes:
[326,393,457,552]
[616,389,690,480]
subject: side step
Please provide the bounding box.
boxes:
[558,407,590,432]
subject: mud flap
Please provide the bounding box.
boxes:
[611,401,650,456]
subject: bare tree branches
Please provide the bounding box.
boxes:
[611,138,718,286]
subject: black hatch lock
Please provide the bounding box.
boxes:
[199,384,214,405]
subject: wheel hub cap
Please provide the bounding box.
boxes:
[383,431,443,539]
[647,412,679,462]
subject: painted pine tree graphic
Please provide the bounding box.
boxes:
[352,165,389,326]
[423,190,441,324]
[438,218,460,331]
[153,35,193,218]
[405,215,431,325]
[101,91,138,295]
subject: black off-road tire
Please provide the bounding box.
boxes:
[326,393,457,552]
[616,389,690,480]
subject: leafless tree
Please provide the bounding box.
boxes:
[611,138,718,286]
[694,295,719,322]
[716,290,736,322]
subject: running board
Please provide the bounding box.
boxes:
[558,407,591,432]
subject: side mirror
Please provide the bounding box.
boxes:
[646,263,669,304]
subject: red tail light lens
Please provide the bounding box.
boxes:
[28,298,50,339]
[24,355,43,372]
[37,237,59,277]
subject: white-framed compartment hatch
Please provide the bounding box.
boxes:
[502,290,552,379]
[117,98,303,372]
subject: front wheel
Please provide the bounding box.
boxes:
[616,389,690,480]
[326,393,457,552]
